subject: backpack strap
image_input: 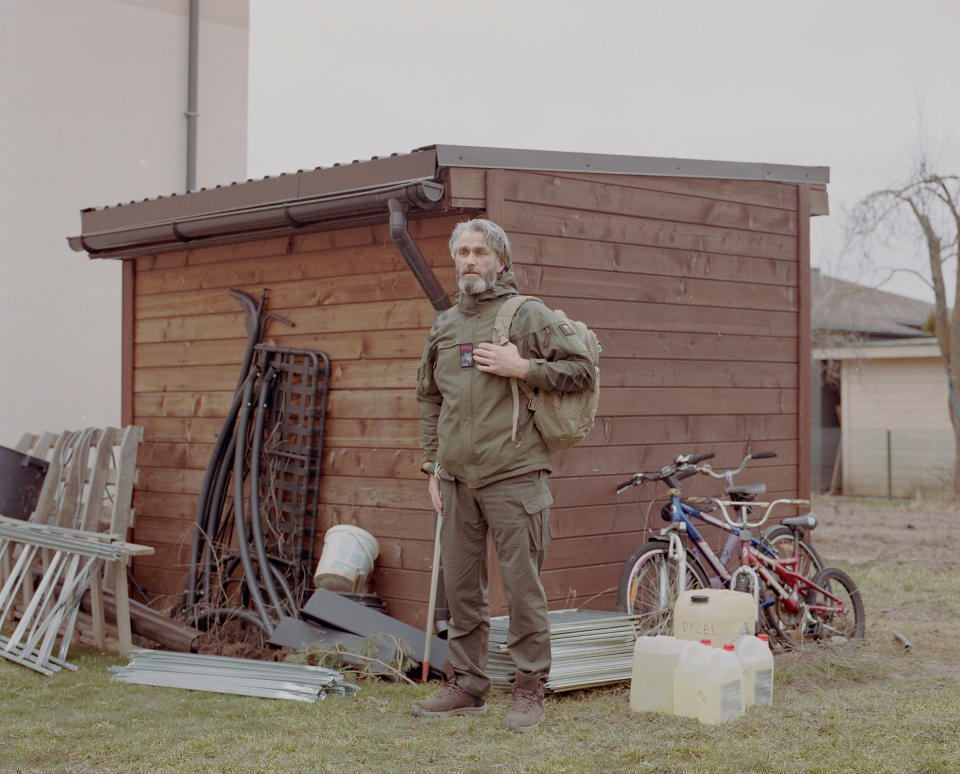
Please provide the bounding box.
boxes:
[492,295,535,346]
[493,295,541,445]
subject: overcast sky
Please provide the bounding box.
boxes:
[248,0,960,303]
[3,1,957,449]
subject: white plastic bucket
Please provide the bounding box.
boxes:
[313,525,380,592]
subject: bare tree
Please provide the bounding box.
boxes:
[847,163,960,494]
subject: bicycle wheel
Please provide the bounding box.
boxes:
[617,541,709,636]
[762,525,824,580]
[805,567,865,645]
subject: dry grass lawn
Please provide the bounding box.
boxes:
[1,494,958,773]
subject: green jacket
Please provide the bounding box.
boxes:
[416,267,595,489]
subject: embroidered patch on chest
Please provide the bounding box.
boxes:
[459,343,474,367]
[558,322,576,336]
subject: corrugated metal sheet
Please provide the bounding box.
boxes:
[110,649,359,702]
[70,144,830,260]
[429,144,830,185]
[487,609,640,693]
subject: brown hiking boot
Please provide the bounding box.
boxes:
[502,670,545,732]
[411,662,486,718]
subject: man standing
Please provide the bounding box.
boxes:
[412,218,594,732]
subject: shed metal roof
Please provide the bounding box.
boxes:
[69,144,830,259]
[430,144,829,184]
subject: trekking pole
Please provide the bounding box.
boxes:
[421,462,453,682]
[422,507,443,682]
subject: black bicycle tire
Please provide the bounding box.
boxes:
[616,541,710,636]
[806,566,866,645]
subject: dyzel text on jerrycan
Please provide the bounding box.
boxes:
[673,589,755,646]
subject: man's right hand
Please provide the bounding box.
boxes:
[428,475,443,514]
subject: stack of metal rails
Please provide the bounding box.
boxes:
[487,610,641,693]
[110,649,358,702]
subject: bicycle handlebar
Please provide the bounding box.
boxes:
[615,449,778,494]
[615,452,709,494]
[698,450,778,480]
[615,449,806,529]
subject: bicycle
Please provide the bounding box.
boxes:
[615,452,865,649]
[697,450,824,584]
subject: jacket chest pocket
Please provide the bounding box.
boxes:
[434,341,467,395]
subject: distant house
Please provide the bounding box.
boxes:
[810,270,949,496]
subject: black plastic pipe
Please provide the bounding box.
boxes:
[182,291,264,608]
[388,198,452,312]
[248,365,286,614]
[232,377,273,631]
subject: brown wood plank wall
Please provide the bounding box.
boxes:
[494,170,803,613]
[125,168,809,627]
[128,214,464,626]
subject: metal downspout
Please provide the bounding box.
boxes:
[388,198,452,312]
[186,0,199,192]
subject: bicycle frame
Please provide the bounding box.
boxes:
[662,496,777,589]
[660,495,850,621]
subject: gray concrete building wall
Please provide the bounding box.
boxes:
[0,0,247,446]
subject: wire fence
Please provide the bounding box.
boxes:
[843,429,955,497]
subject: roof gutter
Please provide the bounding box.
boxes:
[68,179,445,257]
[68,178,452,310]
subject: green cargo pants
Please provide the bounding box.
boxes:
[438,469,552,699]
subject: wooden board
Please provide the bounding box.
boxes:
[515,265,796,313]
[510,232,799,282]
[502,202,797,262]
[502,170,798,236]
[536,171,800,211]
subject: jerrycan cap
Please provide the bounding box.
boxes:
[699,638,712,646]
[723,643,736,652]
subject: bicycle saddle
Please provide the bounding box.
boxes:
[780,513,818,531]
[725,483,766,501]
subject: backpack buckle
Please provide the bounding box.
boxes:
[527,394,541,411]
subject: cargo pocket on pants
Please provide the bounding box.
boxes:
[521,475,553,552]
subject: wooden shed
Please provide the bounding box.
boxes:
[69,144,829,628]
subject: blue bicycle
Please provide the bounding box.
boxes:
[616,452,864,648]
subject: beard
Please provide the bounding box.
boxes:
[457,266,499,295]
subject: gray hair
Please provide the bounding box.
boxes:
[448,219,512,266]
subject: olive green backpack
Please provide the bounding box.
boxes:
[492,295,601,454]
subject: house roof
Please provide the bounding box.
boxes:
[812,269,934,339]
[813,337,941,360]
[68,144,830,260]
